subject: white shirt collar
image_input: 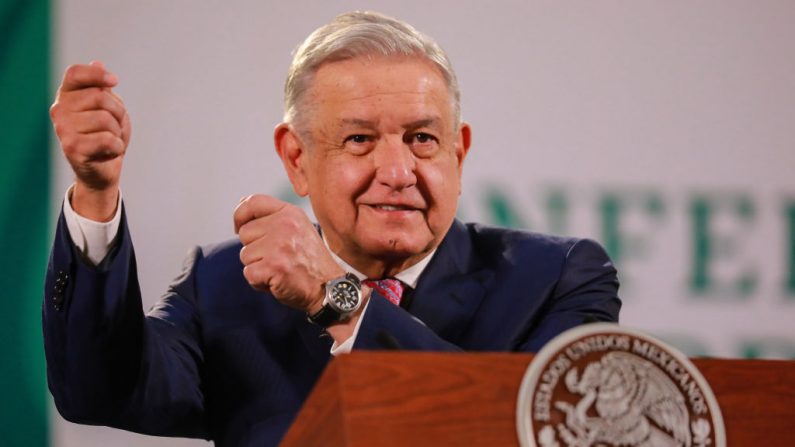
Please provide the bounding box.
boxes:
[321,231,436,288]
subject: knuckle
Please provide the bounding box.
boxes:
[269,276,287,296]
[64,64,80,80]
[248,194,265,208]
[239,245,252,265]
[282,212,304,231]
[92,91,106,109]
[107,137,121,153]
[98,111,118,131]
[52,122,64,137]
[60,134,77,152]
[234,201,247,219]
[274,242,293,260]
[236,196,251,210]
[245,264,271,291]
[80,133,105,154]
[284,204,306,222]
[242,265,257,285]
[96,132,113,149]
[99,91,116,112]
[102,132,120,149]
[233,215,248,235]
[235,202,246,217]
[282,217,300,233]
[237,225,253,245]
[282,204,297,217]
[233,211,245,230]
[96,110,112,126]
[74,135,93,154]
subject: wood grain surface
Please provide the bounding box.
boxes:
[281,352,795,446]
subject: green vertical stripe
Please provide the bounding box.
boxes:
[0,0,50,445]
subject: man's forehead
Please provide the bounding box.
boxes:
[312,56,447,92]
[297,56,458,134]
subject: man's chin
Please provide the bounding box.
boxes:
[361,236,433,261]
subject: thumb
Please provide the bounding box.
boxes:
[89,60,118,87]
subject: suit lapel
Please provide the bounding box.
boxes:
[408,220,494,343]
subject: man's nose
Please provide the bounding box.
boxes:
[374,137,417,190]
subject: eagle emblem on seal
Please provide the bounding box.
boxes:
[553,351,693,446]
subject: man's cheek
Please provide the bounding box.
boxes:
[421,166,456,199]
[335,163,372,194]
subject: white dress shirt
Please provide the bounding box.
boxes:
[63,186,122,265]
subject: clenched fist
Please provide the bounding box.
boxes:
[50,61,131,221]
[234,194,345,315]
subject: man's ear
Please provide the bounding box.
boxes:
[274,123,310,197]
[455,122,472,194]
[456,122,472,167]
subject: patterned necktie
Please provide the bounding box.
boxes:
[363,278,405,306]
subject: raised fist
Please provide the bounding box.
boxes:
[234,194,345,314]
[50,61,131,220]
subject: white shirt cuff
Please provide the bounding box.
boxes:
[62,185,122,266]
[329,298,371,356]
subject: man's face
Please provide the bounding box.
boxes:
[282,56,471,277]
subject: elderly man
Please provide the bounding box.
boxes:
[44,11,620,446]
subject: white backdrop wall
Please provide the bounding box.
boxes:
[52,1,795,445]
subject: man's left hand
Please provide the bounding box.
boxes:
[234,194,344,314]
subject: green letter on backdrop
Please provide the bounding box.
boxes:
[689,194,757,298]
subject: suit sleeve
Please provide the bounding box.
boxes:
[352,295,463,351]
[43,205,209,439]
[518,238,621,352]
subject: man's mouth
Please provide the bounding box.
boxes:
[372,204,416,211]
[364,203,425,216]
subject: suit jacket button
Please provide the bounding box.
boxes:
[52,270,69,309]
[52,293,64,309]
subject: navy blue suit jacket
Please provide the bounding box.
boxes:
[43,207,620,446]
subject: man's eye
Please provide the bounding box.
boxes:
[413,133,437,144]
[343,134,374,155]
[407,132,439,157]
[345,135,371,144]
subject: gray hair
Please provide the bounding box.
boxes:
[283,11,461,129]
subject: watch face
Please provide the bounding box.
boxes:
[330,280,360,312]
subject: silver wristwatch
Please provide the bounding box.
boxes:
[307,273,362,327]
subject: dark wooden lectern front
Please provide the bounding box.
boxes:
[281,352,795,446]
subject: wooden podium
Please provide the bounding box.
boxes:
[281,352,795,446]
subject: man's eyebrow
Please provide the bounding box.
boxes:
[339,118,377,128]
[337,117,442,129]
[404,117,441,129]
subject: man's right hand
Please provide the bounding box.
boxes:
[51,61,131,221]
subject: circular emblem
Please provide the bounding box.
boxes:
[517,323,725,447]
